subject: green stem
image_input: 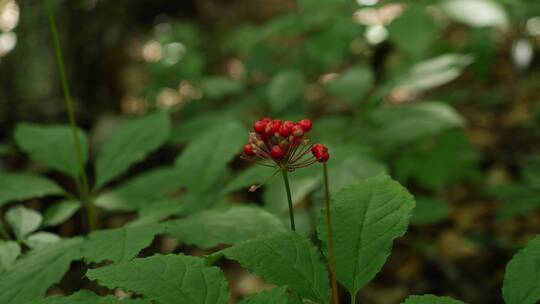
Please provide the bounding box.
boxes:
[45,0,96,231]
[351,294,357,304]
[323,163,339,304]
[281,167,296,231]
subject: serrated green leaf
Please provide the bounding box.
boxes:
[43,200,80,227]
[166,206,286,249]
[14,123,88,177]
[318,174,415,298]
[0,173,64,207]
[87,254,229,304]
[95,166,182,211]
[95,111,171,189]
[36,290,146,304]
[0,241,20,272]
[0,237,83,304]
[175,121,246,193]
[130,198,185,226]
[502,235,540,304]
[6,206,43,240]
[370,101,465,148]
[268,70,305,112]
[25,232,61,249]
[402,294,465,304]
[328,66,373,104]
[239,286,289,304]
[222,232,330,303]
[82,223,163,263]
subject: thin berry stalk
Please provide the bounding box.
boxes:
[281,167,296,231]
[323,162,339,304]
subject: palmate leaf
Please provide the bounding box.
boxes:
[36,290,146,304]
[502,235,540,304]
[0,238,83,304]
[6,205,43,240]
[95,111,171,189]
[0,173,64,207]
[402,294,465,304]
[0,241,21,272]
[318,174,415,299]
[175,121,246,193]
[166,206,287,249]
[222,231,330,303]
[87,254,229,304]
[14,123,88,177]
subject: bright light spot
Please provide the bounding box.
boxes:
[178,81,202,100]
[365,25,388,45]
[157,88,181,108]
[526,17,540,36]
[353,4,403,26]
[121,96,149,114]
[164,42,185,65]
[357,0,378,6]
[512,39,533,70]
[319,73,340,84]
[227,59,246,80]
[142,40,163,63]
[0,32,17,57]
[0,1,19,32]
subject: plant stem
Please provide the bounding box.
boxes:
[351,294,357,304]
[45,0,96,231]
[323,163,339,304]
[281,167,296,231]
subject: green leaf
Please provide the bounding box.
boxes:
[411,197,452,226]
[130,198,185,226]
[200,76,244,99]
[25,232,61,249]
[317,174,415,298]
[370,101,465,148]
[36,290,146,304]
[223,165,275,194]
[0,237,83,304]
[388,5,438,57]
[268,70,306,112]
[43,200,80,227]
[82,223,163,263]
[14,123,88,177]
[328,66,374,104]
[87,254,230,304]
[222,232,330,303]
[502,235,540,304]
[0,241,20,272]
[402,294,465,304]
[95,166,182,211]
[0,173,64,207]
[239,287,290,304]
[166,206,287,249]
[6,206,43,240]
[95,111,171,189]
[440,0,509,29]
[175,121,246,193]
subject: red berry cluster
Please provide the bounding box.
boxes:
[243,117,329,170]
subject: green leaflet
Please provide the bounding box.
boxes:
[95,166,182,211]
[402,294,465,304]
[267,70,305,112]
[0,238,83,304]
[14,123,88,177]
[82,223,163,263]
[87,254,230,304]
[166,206,287,249]
[222,231,331,303]
[318,174,415,299]
[95,111,171,189]
[0,173,64,207]
[43,200,81,227]
[502,235,540,304]
[36,290,146,304]
[238,287,290,304]
[0,241,21,272]
[327,66,373,104]
[175,121,246,193]
[6,205,43,240]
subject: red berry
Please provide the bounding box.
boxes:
[311,143,327,157]
[244,144,255,156]
[253,120,267,134]
[317,152,330,162]
[267,120,281,136]
[292,124,304,137]
[279,123,292,137]
[271,145,285,159]
[299,119,312,131]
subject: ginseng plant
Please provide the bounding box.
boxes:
[241,117,339,303]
